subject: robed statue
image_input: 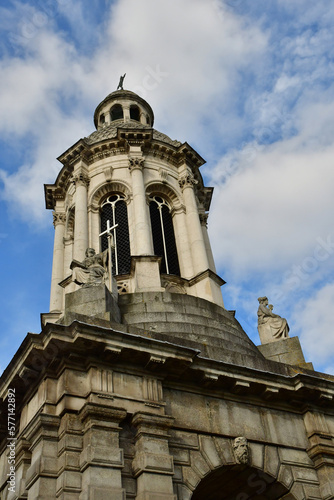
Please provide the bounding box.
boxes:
[71,248,108,287]
[257,296,289,344]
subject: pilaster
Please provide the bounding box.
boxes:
[304,410,334,500]
[56,413,83,500]
[132,412,176,500]
[12,438,32,500]
[25,413,60,500]
[79,403,127,500]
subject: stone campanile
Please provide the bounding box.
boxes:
[1,86,334,500]
[45,88,224,321]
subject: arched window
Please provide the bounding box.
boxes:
[149,196,180,276]
[99,114,105,124]
[130,105,140,121]
[110,104,123,121]
[100,194,131,275]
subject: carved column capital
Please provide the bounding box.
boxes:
[71,172,90,188]
[129,157,145,172]
[52,211,66,227]
[199,213,209,227]
[178,169,198,191]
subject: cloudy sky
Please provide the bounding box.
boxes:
[1,0,334,375]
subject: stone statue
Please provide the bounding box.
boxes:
[257,296,289,344]
[71,248,108,287]
[117,73,126,90]
[233,437,249,464]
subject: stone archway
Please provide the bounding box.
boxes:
[190,464,293,500]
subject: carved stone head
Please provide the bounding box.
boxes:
[233,436,249,464]
[85,248,96,258]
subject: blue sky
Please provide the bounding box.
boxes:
[1,0,334,374]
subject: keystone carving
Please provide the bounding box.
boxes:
[233,436,249,464]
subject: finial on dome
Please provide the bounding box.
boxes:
[117,73,126,90]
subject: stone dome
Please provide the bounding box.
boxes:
[93,89,155,129]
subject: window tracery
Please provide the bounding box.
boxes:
[100,194,131,275]
[149,195,180,276]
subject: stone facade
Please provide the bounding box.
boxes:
[1,89,334,499]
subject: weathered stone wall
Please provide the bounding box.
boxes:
[1,354,333,499]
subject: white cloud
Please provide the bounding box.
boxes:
[292,283,334,370]
[0,0,268,224]
[209,91,334,278]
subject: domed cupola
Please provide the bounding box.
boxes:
[93,89,154,129]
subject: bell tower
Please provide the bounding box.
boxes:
[44,88,225,322]
[1,84,334,500]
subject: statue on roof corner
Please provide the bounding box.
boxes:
[71,248,108,287]
[257,296,289,344]
[117,73,126,90]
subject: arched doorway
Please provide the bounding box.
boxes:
[191,465,292,500]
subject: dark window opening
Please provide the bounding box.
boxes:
[100,114,105,124]
[101,195,131,275]
[110,104,123,121]
[130,105,140,121]
[149,197,180,276]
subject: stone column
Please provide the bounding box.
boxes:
[25,413,60,500]
[200,213,217,273]
[79,403,127,500]
[72,170,89,261]
[171,206,194,279]
[123,104,130,122]
[63,236,73,280]
[132,412,175,500]
[179,169,210,275]
[128,154,153,255]
[50,211,66,312]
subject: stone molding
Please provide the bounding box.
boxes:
[79,402,127,427]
